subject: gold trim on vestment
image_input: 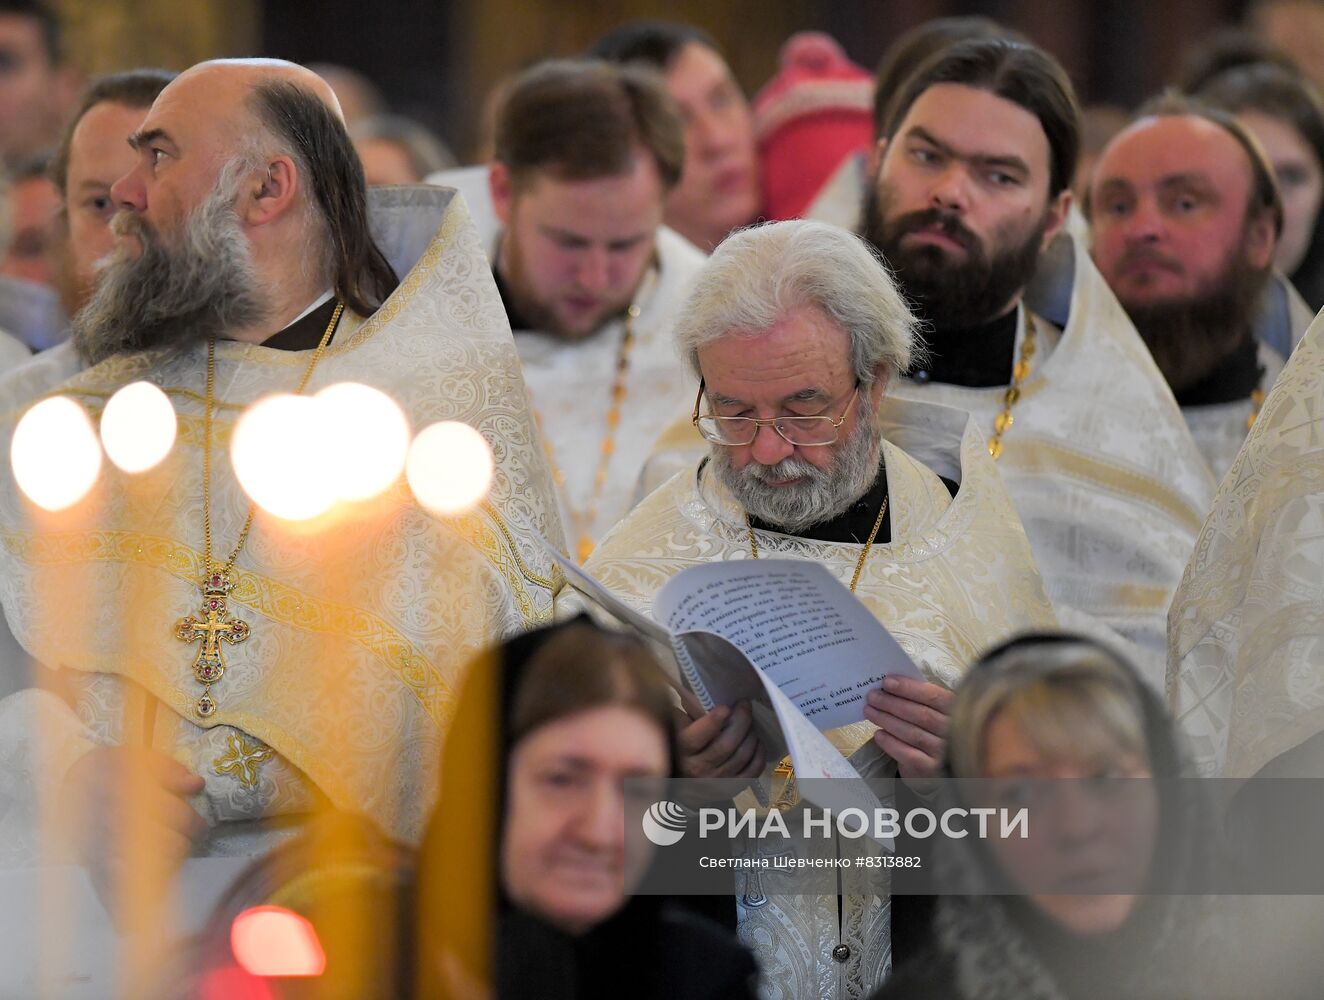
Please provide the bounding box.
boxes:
[477,501,556,591]
[23,387,248,418]
[999,438,1205,534]
[1096,581,1171,612]
[0,527,455,728]
[12,402,238,452]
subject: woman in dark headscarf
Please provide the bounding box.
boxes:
[171,619,753,999]
[415,617,757,1000]
[869,632,1234,1000]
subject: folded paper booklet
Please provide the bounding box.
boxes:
[549,544,923,808]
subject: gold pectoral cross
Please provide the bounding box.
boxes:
[176,571,250,719]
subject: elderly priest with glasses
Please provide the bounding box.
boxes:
[562,219,1061,999]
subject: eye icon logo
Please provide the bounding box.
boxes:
[642,801,687,846]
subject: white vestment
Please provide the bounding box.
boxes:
[1182,273,1315,482]
[888,234,1213,677]
[563,398,1058,1000]
[430,166,707,554]
[1169,306,1324,779]
[804,151,867,230]
[0,186,563,861]
[0,322,30,373]
[1183,343,1284,483]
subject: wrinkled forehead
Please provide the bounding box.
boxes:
[699,304,854,387]
[1093,114,1255,198]
[139,69,257,162]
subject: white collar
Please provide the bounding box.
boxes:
[288,288,335,325]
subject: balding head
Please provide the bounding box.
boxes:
[1088,105,1280,308]
[75,56,396,361]
[149,58,391,312]
[168,58,343,125]
[1088,104,1280,393]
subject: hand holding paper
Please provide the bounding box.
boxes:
[865,675,954,785]
[674,700,766,780]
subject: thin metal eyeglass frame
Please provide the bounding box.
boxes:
[690,378,861,446]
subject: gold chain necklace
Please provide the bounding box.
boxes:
[987,311,1038,460]
[534,303,639,563]
[745,493,888,593]
[175,301,344,719]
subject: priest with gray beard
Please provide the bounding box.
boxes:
[562,219,1059,1000]
[0,55,562,935]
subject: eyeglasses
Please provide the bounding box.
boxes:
[690,378,860,447]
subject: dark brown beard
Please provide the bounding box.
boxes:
[1119,250,1270,395]
[859,179,1047,331]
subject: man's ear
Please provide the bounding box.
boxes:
[489,161,513,226]
[243,155,299,227]
[1040,187,1072,252]
[1246,209,1278,271]
[867,136,889,179]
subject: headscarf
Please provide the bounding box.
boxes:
[415,616,679,1000]
[925,632,1227,1000]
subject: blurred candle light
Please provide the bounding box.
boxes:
[231,395,336,521]
[11,397,101,510]
[314,382,410,501]
[230,906,326,978]
[406,421,494,516]
[100,381,177,473]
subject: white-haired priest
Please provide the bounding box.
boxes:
[558,219,1059,1000]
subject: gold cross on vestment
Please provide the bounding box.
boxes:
[213,731,274,790]
[176,571,250,718]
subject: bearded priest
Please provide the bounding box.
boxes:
[564,218,1059,999]
[860,38,1215,673]
[0,59,562,884]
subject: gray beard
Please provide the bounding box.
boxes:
[710,395,882,535]
[72,163,269,366]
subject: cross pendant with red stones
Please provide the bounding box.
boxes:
[175,571,250,718]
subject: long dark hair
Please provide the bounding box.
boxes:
[249,79,399,317]
[884,37,1081,199]
[871,16,1029,139]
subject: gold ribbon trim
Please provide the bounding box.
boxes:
[1000,438,1205,534]
[0,527,455,726]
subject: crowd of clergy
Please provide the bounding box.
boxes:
[0,0,1322,996]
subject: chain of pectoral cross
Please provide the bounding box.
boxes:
[175,303,342,719]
